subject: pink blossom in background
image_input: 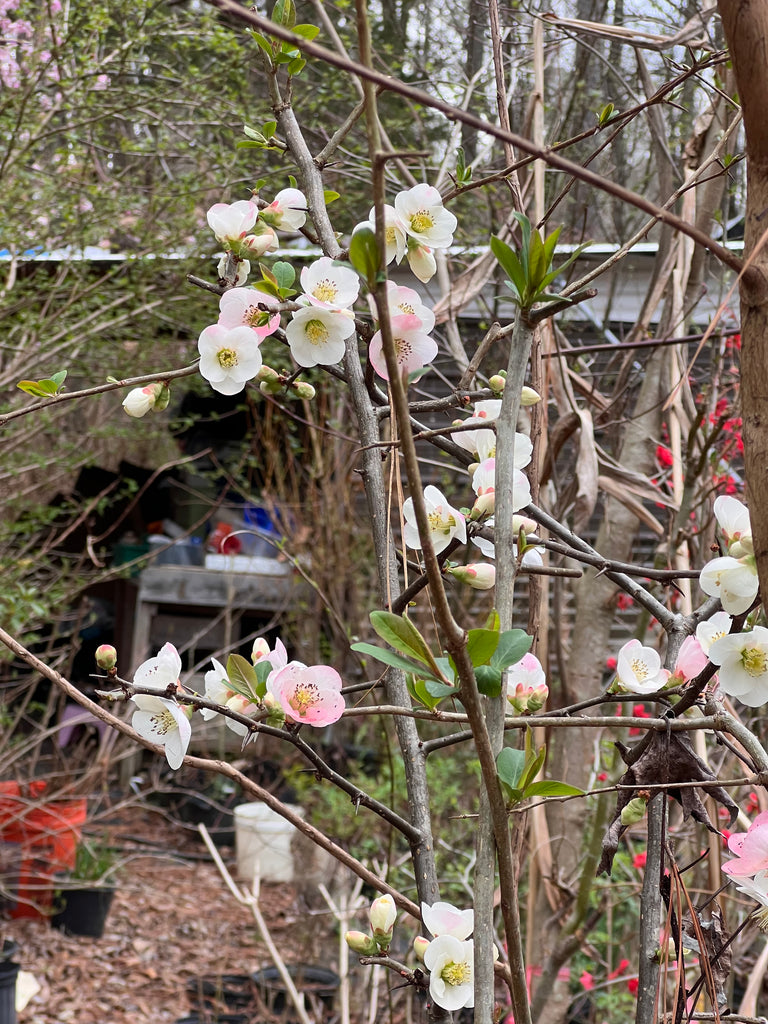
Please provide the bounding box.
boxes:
[722,811,768,876]
[267,662,344,726]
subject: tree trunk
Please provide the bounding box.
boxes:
[717,1,768,603]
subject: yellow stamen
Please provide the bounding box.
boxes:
[741,645,768,677]
[410,211,434,234]
[305,320,329,346]
[441,961,471,986]
[217,347,238,368]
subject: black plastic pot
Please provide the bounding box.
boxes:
[252,964,339,1017]
[51,885,116,938]
[186,974,254,1011]
[0,942,20,1024]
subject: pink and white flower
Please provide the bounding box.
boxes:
[260,188,307,231]
[285,306,355,367]
[507,653,548,713]
[252,636,288,673]
[218,287,281,340]
[267,662,345,726]
[207,200,259,246]
[131,694,191,770]
[368,313,437,381]
[369,281,435,334]
[133,642,182,692]
[394,184,457,249]
[714,495,753,550]
[508,652,546,690]
[708,626,768,707]
[300,256,359,309]
[727,870,768,932]
[696,611,733,654]
[699,556,758,615]
[722,811,768,876]
[402,485,467,554]
[421,901,474,939]
[615,639,670,694]
[198,324,263,395]
[423,936,474,1012]
[360,205,407,264]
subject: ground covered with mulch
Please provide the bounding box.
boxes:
[3,803,341,1024]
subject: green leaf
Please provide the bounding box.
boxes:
[259,262,279,288]
[484,609,500,632]
[236,140,270,150]
[349,226,379,284]
[287,56,306,75]
[424,680,456,698]
[272,0,296,28]
[226,653,262,700]
[106,375,120,384]
[17,379,59,397]
[475,664,502,698]
[490,629,532,671]
[324,190,340,205]
[261,121,277,140]
[407,674,442,711]
[497,747,526,790]
[271,261,295,290]
[49,370,67,389]
[291,23,320,39]
[597,102,614,126]
[249,30,275,59]
[466,627,500,668]
[541,225,562,269]
[490,235,526,303]
[243,124,268,143]
[369,610,445,678]
[524,780,584,799]
[350,641,443,681]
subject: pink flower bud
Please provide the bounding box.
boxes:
[122,383,164,418]
[488,374,506,393]
[413,936,430,961]
[95,645,117,670]
[447,564,496,590]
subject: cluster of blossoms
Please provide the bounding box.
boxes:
[402,396,542,592]
[722,811,768,931]
[506,652,549,713]
[699,496,758,614]
[346,899,477,1012]
[173,183,454,399]
[125,638,345,769]
[355,183,457,284]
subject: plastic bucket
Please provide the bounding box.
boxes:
[0,784,88,919]
[234,803,302,884]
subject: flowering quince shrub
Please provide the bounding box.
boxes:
[8,6,768,1022]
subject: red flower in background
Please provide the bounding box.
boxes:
[656,444,674,467]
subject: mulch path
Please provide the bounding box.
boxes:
[3,803,335,1024]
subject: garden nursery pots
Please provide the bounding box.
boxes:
[51,884,116,938]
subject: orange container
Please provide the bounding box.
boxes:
[0,783,88,919]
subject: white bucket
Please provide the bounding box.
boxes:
[234,803,303,884]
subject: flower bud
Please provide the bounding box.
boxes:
[488,374,506,394]
[252,638,270,664]
[520,386,541,406]
[413,936,430,961]
[262,692,286,725]
[620,796,648,826]
[293,381,316,400]
[526,683,549,713]
[512,514,537,536]
[260,379,283,396]
[257,365,281,383]
[447,564,496,591]
[369,894,397,948]
[470,491,495,519]
[95,645,118,671]
[122,383,165,418]
[154,383,171,412]
[345,931,378,956]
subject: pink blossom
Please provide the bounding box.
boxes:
[218,286,281,339]
[267,662,344,726]
[722,811,768,877]
[671,635,708,683]
[368,313,437,381]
